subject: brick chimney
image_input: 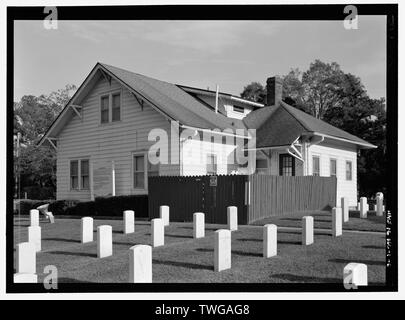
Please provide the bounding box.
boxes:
[266,76,283,106]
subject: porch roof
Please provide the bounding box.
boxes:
[243,101,376,149]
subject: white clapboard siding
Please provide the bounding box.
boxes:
[308,140,357,207]
[181,138,237,176]
[56,76,179,201]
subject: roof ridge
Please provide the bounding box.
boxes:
[279,101,310,132]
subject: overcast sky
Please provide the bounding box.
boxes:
[14,18,386,101]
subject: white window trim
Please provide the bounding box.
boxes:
[345,159,353,181]
[330,157,338,178]
[312,155,321,176]
[99,89,122,124]
[70,158,90,191]
[132,151,160,192]
[206,153,218,175]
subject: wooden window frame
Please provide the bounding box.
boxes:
[312,155,320,176]
[345,160,353,181]
[111,92,121,122]
[206,153,218,175]
[233,105,245,113]
[70,158,90,190]
[132,151,160,191]
[330,158,337,178]
[100,90,122,124]
[279,154,295,176]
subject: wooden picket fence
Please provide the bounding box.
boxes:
[148,174,337,224]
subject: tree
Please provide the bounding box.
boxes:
[239,59,387,197]
[240,82,266,103]
[14,84,76,198]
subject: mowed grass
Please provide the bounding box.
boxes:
[13,216,386,284]
[251,210,386,232]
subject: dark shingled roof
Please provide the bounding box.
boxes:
[100,63,246,131]
[243,101,376,148]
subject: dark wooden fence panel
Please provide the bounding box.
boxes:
[148,175,248,224]
[248,175,337,223]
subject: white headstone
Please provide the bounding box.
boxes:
[28,226,41,252]
[263,224,277,258]
[123,210,135,234]
[151,218,164,247]
[302,216,314,245]
[214,229,231,272]
[193,212,205,239]
[227,206,238,231]
[14,273,38,283]
[16,242,36,274]
[376,195,384,217]
[30,209,39,226]
[81,217,94,243]
[341,197,349,222]
[332,207,343,237]
[159,205,170,226]
[129,245,152,283]
[344,263,368,287]
[360,197,368,219]
[97,225,113,258]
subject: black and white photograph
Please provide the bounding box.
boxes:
[2,0,402,303]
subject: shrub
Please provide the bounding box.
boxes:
[14,199,52,215]
[21,186,55,200]
[48,199,81,215]
[47,195,148,217]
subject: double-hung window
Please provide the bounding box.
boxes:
[346,160,353,181]
[70,159,90,190]
[133,153,160,190]
[100,91,121,123]
[312,156,320,176]
[330,159,337,178]
[206,154,217,175]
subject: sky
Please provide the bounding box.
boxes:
[13,18,386,101]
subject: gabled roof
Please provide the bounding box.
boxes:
[99,63,246,131]
[39,63,246,146]
[39,62,376,150]
[243,101,376,149]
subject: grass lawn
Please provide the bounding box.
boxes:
[13,215,386,284]
[251,210,385,232]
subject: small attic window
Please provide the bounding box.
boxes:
[233,105,245,113]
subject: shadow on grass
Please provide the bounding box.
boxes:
[237,238,261,243]
[43,238,81,243]
[47,251,97,258]
[328,258,385,266]
[58,278,95,283]
[153,259,212,271]
[270,273,341,283]
[165,234,193,239]
[195,248,262,257]
[278,240,301,245]
[363,245,386,250]
[179,226,219,231]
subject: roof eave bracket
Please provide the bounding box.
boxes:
[132,92,144,111]
[47,138,57,150]
[70,105,83,119]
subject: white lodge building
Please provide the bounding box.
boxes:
[39,63,376,207]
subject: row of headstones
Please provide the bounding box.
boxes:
[14,209,53,282]
[356,192,385,219]
[15,204,368,285]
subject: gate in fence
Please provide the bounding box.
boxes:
[148,175,248,224]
